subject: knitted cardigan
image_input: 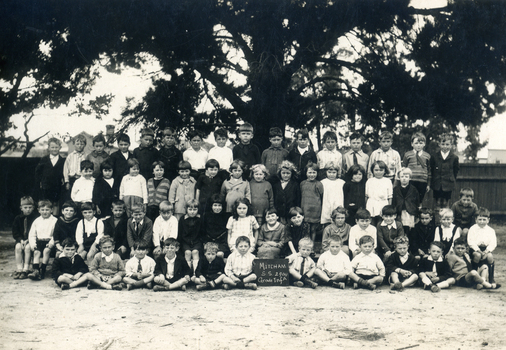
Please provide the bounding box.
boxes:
[147,178,171,207]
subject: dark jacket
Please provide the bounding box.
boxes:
[430,151,459,192]
[392,184,420,217]
[416,256,453,282]
[385,251,419,276]
[12,211,39,243]
[34,155,65,202]
[272,178,301,219]
[133,146,160,180]
[93,176,120,218]
[159,145,183,182]
[287,147,317,181]
[108,150,133,182]
[53,217,80,246]
[103,213,129,251]
[52,254,89,281]
[154,255,192,281]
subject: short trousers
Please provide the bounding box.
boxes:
[356,273,378,281]
[35,239,51,253]
[455,275,473,287]
[203,273,222,281]
[181,241,203,253]
[433,190,452,200]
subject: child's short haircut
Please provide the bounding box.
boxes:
[151,160,165,170]
[438,133,453,143]
[298,237,314,249]
[393,235,409,247]
[131,203,145,214]
[205,159,220,169]
[80,202,94,212]
[229,160,245,172]
[453,237,466,247]
[100,160,113,171]
[204,242,219,253]
[178,160,192,171]
[164,238,179,249]
[38,200,53,209]
[238,123,254,133]
[288,206,304,218]
[379,131,393,141]
[411,132,426,143]
[439,208,453,219]
[328,234,343,245]
[355,208,371,220]
[213,128,228,139]
[235,235,251,247]
[277,160,298,177]
[322,130,337,143]
[61,238,78,249]
[159,201,173,212]
[186,199,199,209]
[476,207,490,218]
[419,207,433,217]
[459,188,474,198]
[61,200,77,211]
[370,160,390,176]
[99,235,115,247]
[111,200,125,210]
[48,137,62,147]
[250,164,269,178]
[305,161,319,172]
[349,132,364,142]
[140,128,155,138]
[73,134,87,145]
[209,193,224,206]
[381,205,396,217]
[397,167,412,178]
[324,161,340,172]
[117,133,130,144]
[359,235,374,246]
[20,196,35,207]
[295,128,309,139]
[269,127,283,138]
[429,241,444,251]
[264,207,278,220]
[187,129,203,140]
[127,158,140,168]
[133,241,149,251]
[163,127,176,137]
[331,206,348,220]
[92,134,106,146]
[80,160,94,171]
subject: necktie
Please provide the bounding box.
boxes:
[353,152,358,165]
[134,222,139,236]
[462,254,472,271]
[137,259,143,273]
[300,257,306,276]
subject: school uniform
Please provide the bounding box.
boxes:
[28,215,58,252]
[283,222,311,257]
[376,220,405,257]
[90,252,125,279]
[203,211,231,255]
[34,154,65,203]
[317,250,351,276]
[124,255,156,278]
[127,217,154,251]
[261,146,289,177]
[195,257,226,281]
[53,217,80,247]
[446,252,473,287]
[232,143,261,169]
[159,145,183,182]
[108,150,133,182]
[146,177,171,220]
[178,215,203,253]
[12,211,38,244]
[271,179,300,221]
[154,254,192,283]
[392,184,420,228]
[351,252,385,278]
[343,180,366,224]
[76,217,104,252]
[385,251,418,279]
[103,214,129,258]
[133,145,160,181]
[209,146,234,172]
[416,256,453,283]
[52,254,89,284]
[367,148,401,180]
[430,150,459,198]
[434,224,460,256]
[451,201,478,230]
[288,252,316,282]
[287,147,317,181]
[196,174,224,214]
[343,150,369,174]
[152,215,179,248]
[408,221,436,256]
[93,176,120,218]
[63,150,87,186]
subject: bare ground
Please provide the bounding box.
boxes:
[1,223,505,350]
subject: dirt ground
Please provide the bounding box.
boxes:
[1,222,505,350]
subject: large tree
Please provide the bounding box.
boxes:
[2,0,506,155]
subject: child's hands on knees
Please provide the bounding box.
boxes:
[154,275,165,284]
[200,276,206,283]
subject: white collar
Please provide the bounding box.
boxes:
[428,256,443,262]
[297,146,309,154]
[380,220,397,228]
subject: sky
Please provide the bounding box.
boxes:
[5,0,506,157]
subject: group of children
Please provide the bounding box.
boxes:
[12,123,499,293]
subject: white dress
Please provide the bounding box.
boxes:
[320,178,345,224]
[365,177,392,217]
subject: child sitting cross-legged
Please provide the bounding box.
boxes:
[288,237,318,289]
[314,235,351,289]
[194,242,227,291]
[153,238,191,292]
[222,236,258,290]
[123,242,156,290]
[447,237,499,290]
[85,236,125,290]
[51,238,89,291]
[385,236,418,291]
[417,241,455,293]
[349,235,385,291]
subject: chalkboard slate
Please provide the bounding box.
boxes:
[253,259,289,286]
